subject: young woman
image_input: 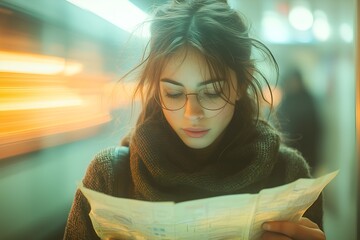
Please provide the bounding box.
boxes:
[64,0,325,239]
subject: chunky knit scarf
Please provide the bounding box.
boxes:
[128,113,284,202]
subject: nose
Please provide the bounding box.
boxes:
[184,95,204,120]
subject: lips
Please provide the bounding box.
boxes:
[182,128,210,138]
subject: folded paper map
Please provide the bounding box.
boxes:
[79,171,338,240]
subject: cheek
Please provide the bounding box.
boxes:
[162,109,182,127]
[214,104,235,121]
[209,105,235,131]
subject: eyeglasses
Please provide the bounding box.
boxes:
[158,88,230,111]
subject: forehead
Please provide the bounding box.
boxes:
[160,48,210,83]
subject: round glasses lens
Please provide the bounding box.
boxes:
[197,88,227,110]
[160,91,186,110]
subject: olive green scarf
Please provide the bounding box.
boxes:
[129,115,283,202]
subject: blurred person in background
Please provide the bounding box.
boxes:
[64,1,326,239]
[277,68,322,175]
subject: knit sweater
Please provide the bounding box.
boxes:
[63,144,323,239]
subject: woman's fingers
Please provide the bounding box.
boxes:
[262,219,325,240]
[297,217,319,229]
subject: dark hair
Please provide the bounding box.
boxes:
[124,0,278,130]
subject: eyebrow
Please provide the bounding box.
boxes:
[160,78,221,87]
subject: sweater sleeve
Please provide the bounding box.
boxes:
[63,148,117,240]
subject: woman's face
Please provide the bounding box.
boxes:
[159,49,239,149]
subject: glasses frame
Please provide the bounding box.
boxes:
[157,89,232,111]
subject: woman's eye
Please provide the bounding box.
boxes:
[165,92,183,98]
[203,91,221,98]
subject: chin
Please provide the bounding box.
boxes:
[182,139,212,149]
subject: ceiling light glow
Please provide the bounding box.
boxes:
[66,0,150,38]
[289,6,313,31]
[261,11,290,43]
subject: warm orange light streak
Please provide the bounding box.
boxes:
[103,81,139,109]
[0,51,83,75]
[0,71,141,159]
[0,72,113,159]
[0,98,83,110]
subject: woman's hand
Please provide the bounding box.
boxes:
[261,217,326,240]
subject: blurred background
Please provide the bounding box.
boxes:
[0,0,357,239]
